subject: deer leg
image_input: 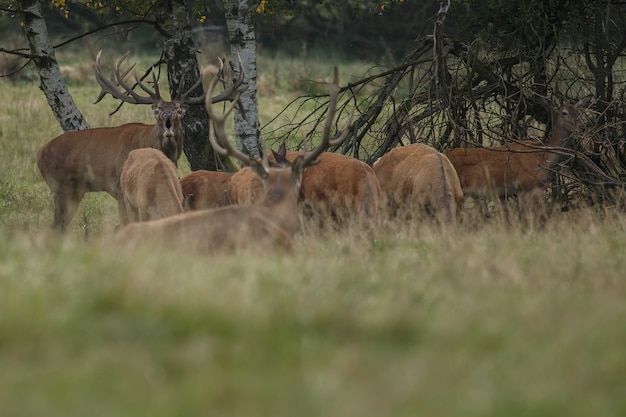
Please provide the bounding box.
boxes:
[52,188,85,232]
[117,198,131,227]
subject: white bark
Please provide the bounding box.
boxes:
[223,0,262,160]
[18,0,88,132]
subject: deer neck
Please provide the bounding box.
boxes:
[152,122,183,164]
[545,115,574,167]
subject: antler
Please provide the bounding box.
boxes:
[303,66,352,166]
[205,57,263,169]
[94,50,161,105]
[180,54,247,106]
[95,50,247,107]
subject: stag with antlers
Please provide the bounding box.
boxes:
[36,51,244,231]
[117,65,350,251]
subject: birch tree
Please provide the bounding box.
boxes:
[16,0,88,132]
[223,0,261,159]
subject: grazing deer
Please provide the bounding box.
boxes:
[444,94,593,201]
[116,66,349,251]
[373,143,463,224]
[120,148,184,222]
[268,144,381,222]
[36,51,244,231]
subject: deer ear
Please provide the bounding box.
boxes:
[551,93,562,109]
[290,156,306,186]
[271,148,290,167]
[576,95,593,109]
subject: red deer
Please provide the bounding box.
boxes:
[181,148,380,220]
[180,170,234,210]
[373,143,463,224]
[268,144,381,222]
[179,166,264,210]
[36,51,244,231]
[120,148,184,222]
[444,94,593,202]
[116,66,349,251]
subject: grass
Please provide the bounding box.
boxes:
[1,49,626,417]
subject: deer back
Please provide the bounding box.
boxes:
[444,143,550,197]
[180,170,234,210]
[229,166,265,205]
[268,150,381,217]
[37,123,162,199]
[374,143,463,223]
[120,148,184,223]
[116,204,295,252]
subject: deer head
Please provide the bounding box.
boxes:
[93,50,245,159]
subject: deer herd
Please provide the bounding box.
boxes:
[36,51,594,251]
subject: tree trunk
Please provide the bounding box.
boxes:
[18,0,89,132]
[223,0,262,160]
[152,0,236,172]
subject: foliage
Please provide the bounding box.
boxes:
[254,0,407,15]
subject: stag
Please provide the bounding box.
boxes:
[374,143,463,224]
[116,66,349,251]
[120,148,184,222]
[444,94,593,202]
[36,51,244,231]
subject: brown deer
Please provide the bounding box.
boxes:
[179,166,264,210]
[444,94,593,201]
[180,170,234,210]
[116,66,349,251]
[268,145,381,221]
[374,142,463,224]
[181,149,380,220]
[36,51,244,231]
[120,148,184,222]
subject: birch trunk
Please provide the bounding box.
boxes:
[223,0,262,160]
[18,0,88,132]
[152,0,236,172]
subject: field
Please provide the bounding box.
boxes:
[1,50,626,417]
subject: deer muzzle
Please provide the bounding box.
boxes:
[162,112,175,138]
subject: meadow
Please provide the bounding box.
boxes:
[1,49,625,417]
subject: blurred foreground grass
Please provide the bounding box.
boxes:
[1,212,625,417]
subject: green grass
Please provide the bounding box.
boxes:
[1,51,626,417]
